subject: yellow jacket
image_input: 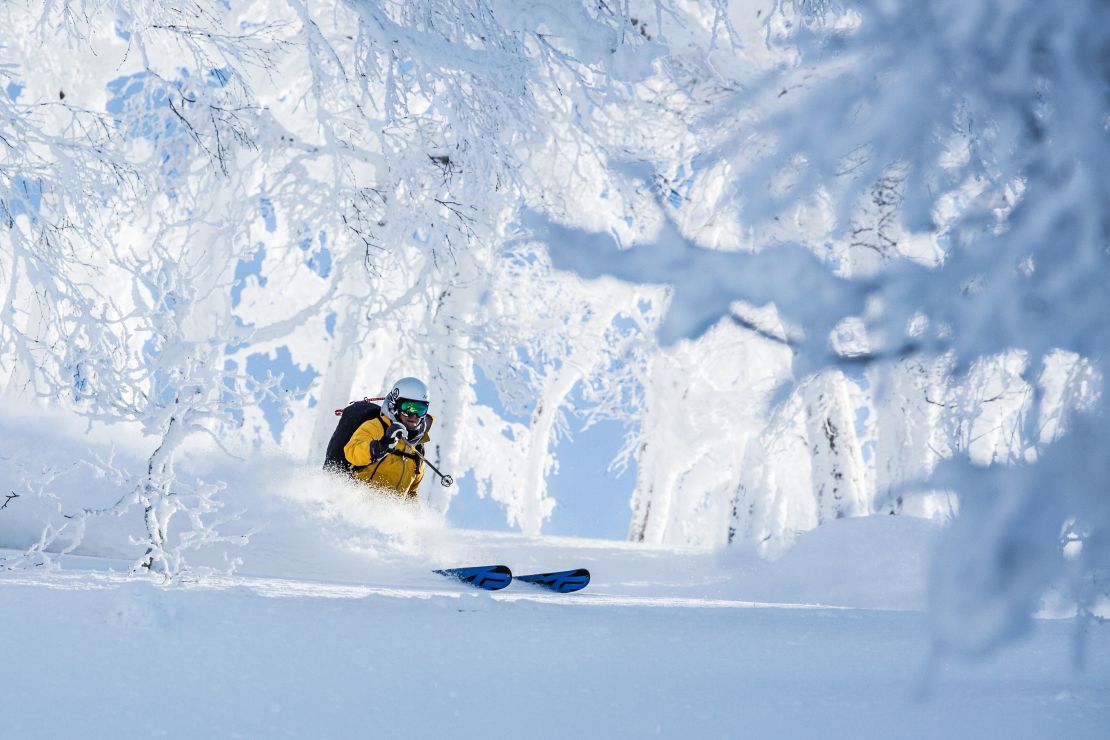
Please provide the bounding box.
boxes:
[343,414,433,498]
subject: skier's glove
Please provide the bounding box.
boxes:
[385,422,407,445]
[369,423,407,462]
[368,439,389,462]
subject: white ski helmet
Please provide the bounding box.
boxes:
[384,376,429,417]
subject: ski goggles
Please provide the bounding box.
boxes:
[398,399,429,417]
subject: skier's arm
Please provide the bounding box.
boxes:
[344,420,387,467]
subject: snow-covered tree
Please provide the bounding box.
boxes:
[0,0,730,562]
[533,0,1109,655]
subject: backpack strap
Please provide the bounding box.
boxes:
[388,446,425,480]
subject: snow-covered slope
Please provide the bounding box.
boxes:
[4,400,1108,738]
[4,512,1108,739]
[3,418,1108,738]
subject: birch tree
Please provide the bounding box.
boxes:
[535,0,1110,655]
[1,0,735,566]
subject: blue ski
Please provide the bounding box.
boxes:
[515,568,591,593]
[434,564,513,590]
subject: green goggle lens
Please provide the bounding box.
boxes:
[398,400,429,417]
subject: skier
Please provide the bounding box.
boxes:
[333,376,433,499]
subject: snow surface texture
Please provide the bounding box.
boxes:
[3,410,1108,737]
[4,512,1109,739]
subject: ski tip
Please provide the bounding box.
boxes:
[515,568,591,593]
[434,564,513,591]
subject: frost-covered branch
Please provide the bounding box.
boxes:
[531,0,1109,654]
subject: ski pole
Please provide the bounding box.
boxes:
[399,445,454,487]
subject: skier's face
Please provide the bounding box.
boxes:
[397,399,428,430]
[397,409,423,430]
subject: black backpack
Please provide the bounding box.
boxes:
[322,399,387,474]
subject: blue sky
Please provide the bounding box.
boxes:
[443,368,634,539]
